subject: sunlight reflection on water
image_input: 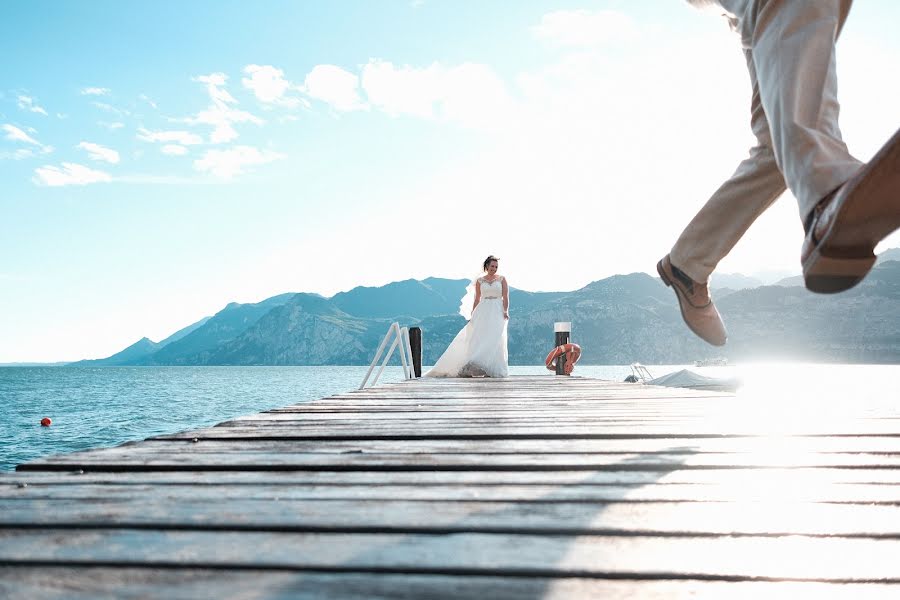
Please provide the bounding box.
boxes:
[722,362,899,436]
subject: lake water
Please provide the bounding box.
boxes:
[2,364,899,472]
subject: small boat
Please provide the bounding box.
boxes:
[625,363,740,393]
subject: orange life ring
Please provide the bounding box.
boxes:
[545,343,581,374]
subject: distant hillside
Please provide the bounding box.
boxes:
[134,293,298,365]
[157,316,212,347]
[202,293,385,365]
[70,315,214,367]
[720,259,900,362]
[70,249,900,366]
[71,337,161,367]
[878,248,900,263]
[774,275,804,287]
[0,362,69,367]
[507,273,706,365]
[776,252,900,287]
[331,278,468,319]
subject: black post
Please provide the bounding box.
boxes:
[409,326,422,378]
[554,322,571,376]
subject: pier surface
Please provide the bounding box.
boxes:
[2,375,900,598]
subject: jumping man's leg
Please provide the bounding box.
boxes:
[662,49,785,346]
[670,49,786,285]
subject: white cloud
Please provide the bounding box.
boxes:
[187,73,263,143]
[92,102,130,117]
[137,127,203,145]
[194,73,235,104]
[302,65,366,112]
[360,61,439,118]
[436,64,515,128]
[2,123,54,155]
[161,144,188,156]
[17,95,48,116]
[99,121,125,130]
[77,141,120,164]
[33,162,112,187]
[0,148,35,160]
[193,145,284,179]
[114,173,206,185]
[360,60,513,128]
[190,107,256,143]
[532,9,638,47]
[242,64,303,107]
[3,123,41,146]
[139,94,158,109]
[80,87,110,96]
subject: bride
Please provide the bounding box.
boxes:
[427,255,509,378]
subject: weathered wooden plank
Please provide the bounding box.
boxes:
[277,402,729,411]
[5,477,900,504]
[3,498,900,537]
[219,419,900,431]
[259,409,730,418]
[210,420,897,435]
[296,393,729,403]
[252,416,737,427]
[3,568,898,600]
[7,466,900,487]
[284,390,730,401]
[157,422,900,439]
[19,446,900,471]
[339,378,715,388]
[2,529,900,581]
[126,437,900,453]
[258,410,899,424]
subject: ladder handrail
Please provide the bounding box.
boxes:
[372,326,402,387]
[359,323,394,389]
[396,326,412,381]
[360,322,415,389]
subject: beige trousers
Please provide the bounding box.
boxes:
[671,0,862,283]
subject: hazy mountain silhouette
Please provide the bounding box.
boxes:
[134,293,298,365]
[71,337,161,367]
[71,252,900,366]
[158,315,212,347]
[331,277,469,319]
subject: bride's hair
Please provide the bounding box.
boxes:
[483,255,499,271]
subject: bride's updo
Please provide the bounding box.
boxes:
[483,255,499,271]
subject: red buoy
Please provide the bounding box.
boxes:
[40,417,52,427]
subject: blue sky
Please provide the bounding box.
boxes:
[2,0,899,362]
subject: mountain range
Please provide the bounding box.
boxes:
[71,250,900,367]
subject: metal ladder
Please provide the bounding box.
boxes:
[359,322,415,389]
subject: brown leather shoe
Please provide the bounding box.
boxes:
[802,127,900,294]
[657,255,727,346]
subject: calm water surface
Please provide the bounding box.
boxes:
[2,364,899,472]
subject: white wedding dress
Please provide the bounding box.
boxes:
[426,277,509,378]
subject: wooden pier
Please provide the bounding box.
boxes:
[2,375,900,598]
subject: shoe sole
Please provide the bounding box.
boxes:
[803,128,900,294]
[657,259,726,347]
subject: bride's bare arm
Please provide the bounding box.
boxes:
[472,279,481,313]
[502,277,509,319]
